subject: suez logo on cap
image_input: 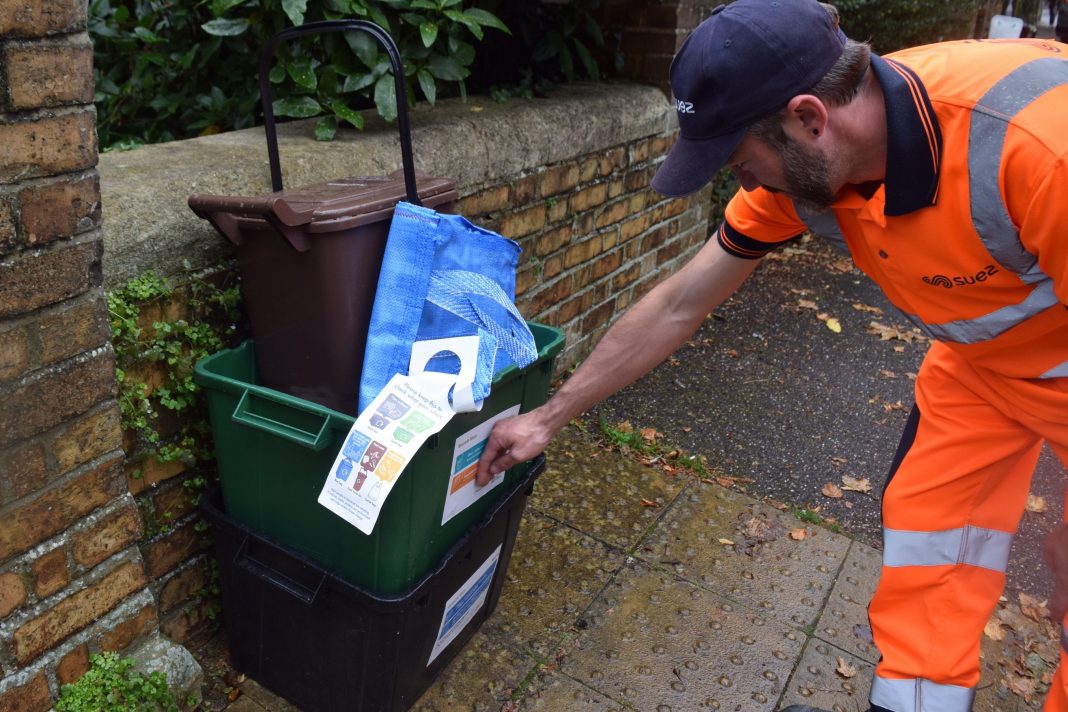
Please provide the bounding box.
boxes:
[675,99,695,114]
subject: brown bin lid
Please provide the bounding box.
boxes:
[188,169,457,252]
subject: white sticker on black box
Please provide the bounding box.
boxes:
[427,544,502,666]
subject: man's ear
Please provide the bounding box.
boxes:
[783,94,829,142]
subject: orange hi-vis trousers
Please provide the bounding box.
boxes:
[868,342,1068,712]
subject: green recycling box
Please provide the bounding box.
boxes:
[194,322,563,595]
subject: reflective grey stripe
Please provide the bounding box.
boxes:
[795,206,850,254]
[910,280,1060,343]
[1043,359,1068,379]
[883,525,1012,572]
[969,58,1068,285]
[871,676,975,712]
[943,58,1068,365]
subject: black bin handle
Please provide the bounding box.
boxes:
[258,19,421,205]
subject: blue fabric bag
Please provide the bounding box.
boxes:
[358,201,538,414]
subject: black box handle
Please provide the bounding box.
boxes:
[258,19,421,204]
[234,533,327,605]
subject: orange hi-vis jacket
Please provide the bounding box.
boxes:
[722,39,1068,380]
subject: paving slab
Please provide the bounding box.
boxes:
[638,480,851,629]
[781,639,873,712]
[559,559,804,711]
[514,668,631,711]
[411,631,537,712]
[530,424,690,552]
[485,508,629,659]
[812,542,881,664]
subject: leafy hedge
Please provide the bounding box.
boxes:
[89,0,605,150]
[833,0,985,53]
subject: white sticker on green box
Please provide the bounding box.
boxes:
[440,404,521,525]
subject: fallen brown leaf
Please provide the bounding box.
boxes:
[831,456,848,466]
[798,299,819,309]
[1019,592,1049,622]
[852,303,884,315]
[868,321,928,343]
[1003,673,1037,701]
[718,538,735,546]
[835,656,858,678]
[741,516,771,537]
[640,427,660,443]
[639,498,660,508]
[789,528,807,540]
[1026,494,1047,513]
[879,369,897,378]
[821,482,844,499]
[841,475,872,493]
[984,618,1005,641]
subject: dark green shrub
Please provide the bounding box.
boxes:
[834,0,985,53]
[89,0,605,150]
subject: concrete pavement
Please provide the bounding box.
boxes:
[196,416,1058,711]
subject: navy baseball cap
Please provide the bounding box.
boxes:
[651,0,847,197]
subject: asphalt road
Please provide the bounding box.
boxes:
[595,235,1065,600]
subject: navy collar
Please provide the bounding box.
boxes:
[870,54,943,216]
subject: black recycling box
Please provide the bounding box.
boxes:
[200,455,544,712]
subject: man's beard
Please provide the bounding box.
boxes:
[767,132,836,213]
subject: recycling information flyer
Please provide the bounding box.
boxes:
[318,370,457,535]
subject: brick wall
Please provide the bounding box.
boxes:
[598,0,722,91]
[1,2,716,705]
[458,137,711,368]
[0,1,170,708]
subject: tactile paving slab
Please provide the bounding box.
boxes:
[515,668,632,711]
[812,541,881,663]
[486,509,628,658]
[638,481,851,629]
[560,560,803,711]
[534,424,689,551]
[412,630,538,712]
[781,639,874,712]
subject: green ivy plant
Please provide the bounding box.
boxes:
[107,271,241,480]
[56,652,180,712]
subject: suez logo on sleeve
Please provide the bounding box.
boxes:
[675,99,695,114]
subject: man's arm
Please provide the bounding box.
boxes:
[475,236,760,485]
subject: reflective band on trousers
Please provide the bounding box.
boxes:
[796,57,1068,377]
[882,525,1012,572]
[1062,624,1068,655]
[871,676,976,712]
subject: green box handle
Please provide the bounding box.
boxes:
[231,388,333,451]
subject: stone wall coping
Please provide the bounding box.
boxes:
[99,82,674,289]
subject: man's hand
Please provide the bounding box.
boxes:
[1044,524,1068,623]
[475,407,555,486]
